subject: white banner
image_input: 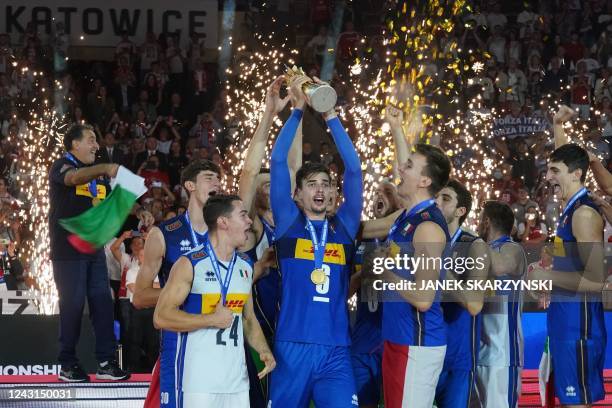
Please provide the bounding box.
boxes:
[1,1,218,48]
[0,291,39,315]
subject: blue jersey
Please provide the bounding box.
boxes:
[158,213,208,286]
[442,229,481,371]
[382,200,450,347]
[351,239,383,355]
[275,213,355,346]
[244,216,281,339]
[549,189,606,341]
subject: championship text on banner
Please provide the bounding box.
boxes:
[1,0,218,48]
[492,115,550,138]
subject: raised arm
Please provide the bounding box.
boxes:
[553,105,576,149]
[588,151,612,196]
[239,76,290,211]
[270,76,310,238]
[325,109,363,237]
[385,105,411,168]
[287,117,303,190]
[153,256,233,332]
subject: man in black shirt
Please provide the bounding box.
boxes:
[49,124,130,382]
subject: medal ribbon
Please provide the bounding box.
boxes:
[65,153,97,198]
[184,211,204,248]
[206,240,236,305]
[305,218,328,270]
[450,228,463,248]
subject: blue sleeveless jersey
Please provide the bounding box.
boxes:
[157,213,208,407]
[549,192,606,341]
[351,239,383,355]
[244,217,281,339]
[158,213,208,287]
[442,230,481,371]
[382,201,450,347]
[275,212,355,346]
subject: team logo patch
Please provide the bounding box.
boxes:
[421,211,430,220]
[351,394,359,406]
[565,385,576,397]
[166,220,182,232]
[239,269,250,279]
[204,271,216,281]
[190,250,206,260]
[180,239,192,252]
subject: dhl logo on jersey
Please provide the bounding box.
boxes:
[200,293,249,314]
[553,236,566,257]
[75,184,107,199]
[294,238,346,265]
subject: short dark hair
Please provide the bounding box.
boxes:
[446,179,472,225]
[414,143,451,195]
[482,201,514,235]
[63,124,94,151]
[549,143,589,183]
[296,162,331,189]
[203,194,242,232]
[180,159,221,186]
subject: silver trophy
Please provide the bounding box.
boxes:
[285,66,337,113]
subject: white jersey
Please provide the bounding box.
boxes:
[176,245,253,395]
[478,239,526,367]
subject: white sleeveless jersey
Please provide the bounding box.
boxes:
[479,240,526,367]
[176,245,253,394]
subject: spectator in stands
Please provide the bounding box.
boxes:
[511,186,539,223]
[97,132,126,166]
[191,58,211,113]
[139,32,160,79]
[88,85,115,130]
[517,204,548,244]
[132,90,157,124]
[135,135,167,170]
[113,73,137,116]
[115,32,136,63]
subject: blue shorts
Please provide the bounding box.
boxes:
[550,338,605,405]
[435,369,474,408]
[351,352,381,405]
[269,341,357,408]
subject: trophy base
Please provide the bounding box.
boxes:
[306,85,338,113]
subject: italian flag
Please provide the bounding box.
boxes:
[538,336,555,407]
[60,166,147,254]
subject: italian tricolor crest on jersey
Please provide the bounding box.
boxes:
[239,269,250,279]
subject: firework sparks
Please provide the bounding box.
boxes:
[11,61,66,314]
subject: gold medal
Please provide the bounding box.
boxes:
[92,197,101,206]
[311,268,326,285]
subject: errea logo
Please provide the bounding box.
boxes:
[351,394,358,406]
[180,240,192,252]
[565,385,576,397]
